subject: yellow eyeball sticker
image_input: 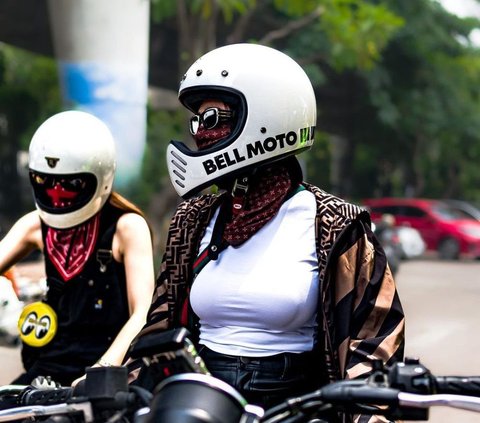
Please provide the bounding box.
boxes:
[18,302,57,347]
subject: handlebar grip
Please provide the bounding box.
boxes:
[435,376,480,396]
[21,387,73,406]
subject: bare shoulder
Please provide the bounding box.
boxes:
[116,213,151,240]
[117,212,149,230]
[9,210,42,237]
[2,210,43,250]
[19,210,42,230]
[113,213,152,259]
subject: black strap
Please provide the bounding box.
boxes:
[231,175,249,216]
[95,214,116,273]
[192,200,231,277]
[207,200,230,261]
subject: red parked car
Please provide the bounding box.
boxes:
[363,198,480,260]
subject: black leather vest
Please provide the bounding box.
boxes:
[23,202,129,379]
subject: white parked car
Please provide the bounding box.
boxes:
[396,226,426,259]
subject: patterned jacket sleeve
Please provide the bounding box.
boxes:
[330,215,405,423]
[134,197,203,338]
[125,200,195,381]
[127,195,218,366]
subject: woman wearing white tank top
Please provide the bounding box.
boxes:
[131,44,405,422]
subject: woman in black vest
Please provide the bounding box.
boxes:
[0,110,155,387]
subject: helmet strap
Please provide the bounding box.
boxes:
[231,176,250,217]
[200,174,250,262]
[204,201,230,262]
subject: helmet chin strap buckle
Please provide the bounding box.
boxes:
[231,176,249,216]
[203,175,250,262]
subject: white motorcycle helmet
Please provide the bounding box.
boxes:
[167,43,317,198]
[28,110,116,229]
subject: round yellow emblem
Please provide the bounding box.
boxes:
[18,302,57,347]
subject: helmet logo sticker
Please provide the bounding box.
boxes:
[202,126,315,175]
[45,157,60,168]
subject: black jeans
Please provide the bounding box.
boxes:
[199,346,321,410]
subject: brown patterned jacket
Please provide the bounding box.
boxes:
[131,182,405,422]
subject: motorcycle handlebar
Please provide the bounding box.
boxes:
[261,360,480,422]
[2,336,480,423]
[20,386,74,406]
[9,378,480,423]
[398,392,480,413]
[0,387,141,423]
[319,381,400,405]
[316,378,480,410]
[434,376,480,396]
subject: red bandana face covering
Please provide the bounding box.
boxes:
[193,123,232,150]
[46,184,79,208]
[45,213,100,281]
[223,164,293,246]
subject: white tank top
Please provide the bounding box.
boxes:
[190,189,319,356]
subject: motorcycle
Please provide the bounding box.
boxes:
[0,275,24,345]
[1,329,480,423]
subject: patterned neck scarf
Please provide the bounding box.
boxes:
[194,123,232,150]
[223,163,294,246]
[45,213,100,281]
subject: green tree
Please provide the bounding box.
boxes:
[358,0,480,200]
[281,0,480,201]
[146,0,404,228]
[0,44,61,226]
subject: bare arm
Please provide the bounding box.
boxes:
[95,212,155,367]
[0,211,43,274]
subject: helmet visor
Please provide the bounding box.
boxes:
[29,170,98,215]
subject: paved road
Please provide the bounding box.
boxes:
[396,258,480,422]
[1,258,479,421]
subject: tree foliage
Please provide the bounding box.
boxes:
[146,0,406,213]
[0,43,61,223]
[3,0,480,235]
[356,0,480,200]
[0,43,61,148]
